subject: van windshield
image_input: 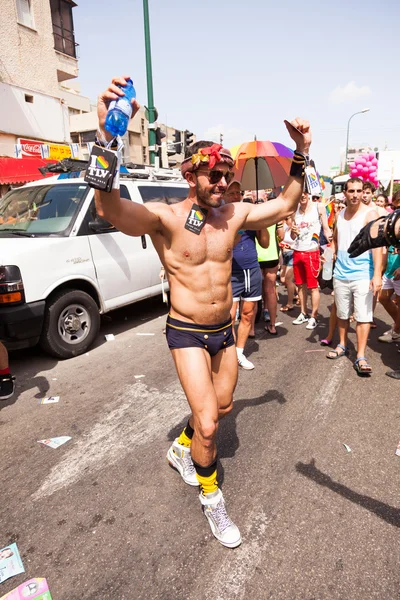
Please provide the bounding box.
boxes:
[0,183,88,235]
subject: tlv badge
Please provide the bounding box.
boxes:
[184,203,208,235]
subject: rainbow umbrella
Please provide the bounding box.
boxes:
[232,140,293,200]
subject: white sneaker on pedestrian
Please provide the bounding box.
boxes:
[306,317,318,330]
[292,312,309,325]
[166,440,199,486]
[199,488,241,548]
[237,353,254,370]
[378,330,400,343]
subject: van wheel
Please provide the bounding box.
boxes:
[40,289,100,359]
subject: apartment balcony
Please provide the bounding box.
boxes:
[53,26,79,82]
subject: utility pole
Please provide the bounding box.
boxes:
[143,0,156,165]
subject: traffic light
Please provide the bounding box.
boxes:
[173,130,182,155]
[155,127,166,146]
[184,130,194,151]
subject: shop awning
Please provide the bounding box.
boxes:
[0,157,57,185]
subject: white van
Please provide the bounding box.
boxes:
[0,166,188,358]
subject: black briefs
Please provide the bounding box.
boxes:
[166,315,235,357]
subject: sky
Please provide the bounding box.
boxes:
[73,0,400,174]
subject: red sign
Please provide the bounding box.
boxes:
[18,138,45,158]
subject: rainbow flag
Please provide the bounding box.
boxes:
[312,232,320,245]
[325,200,335,229]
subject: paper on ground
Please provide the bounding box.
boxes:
[343,443,352,453]
[39,396,60,405]
[134,375,145,379]
[0,543,24,584]
[38,437,71,449]
[105,334,115,341]
[0,577,51,600]
[395,441,400,456]
[136,333,155,336]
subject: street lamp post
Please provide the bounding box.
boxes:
[143,0,156,166]
[344,108,370,173]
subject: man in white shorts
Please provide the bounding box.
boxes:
[327,178,382,375]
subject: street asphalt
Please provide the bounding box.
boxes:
[1,288,399,600]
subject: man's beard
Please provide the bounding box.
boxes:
[196,181,225,207]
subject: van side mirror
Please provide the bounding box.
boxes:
[88,219,116,233]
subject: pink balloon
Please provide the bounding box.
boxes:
[371,158,378,166]
[358,158,367,166]
[348,162,355,170]
[350,169,358,176]
[366,161,372,167]
[369,152,375,161]
[363,166,369,173]
[368,165,376,173]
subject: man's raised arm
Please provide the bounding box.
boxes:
[94,76,160,237]
[243,118,311,230]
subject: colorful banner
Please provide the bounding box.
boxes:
[16,139,72,161]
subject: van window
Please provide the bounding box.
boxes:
[138,185,188,205]
[0,183,88,235]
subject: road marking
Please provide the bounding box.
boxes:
[32,382,187,500]
[314,359,347,421]
[207,511,271,600]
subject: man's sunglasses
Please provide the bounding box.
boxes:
[197,169,235,185]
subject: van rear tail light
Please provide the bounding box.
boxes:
[0,266,24,304]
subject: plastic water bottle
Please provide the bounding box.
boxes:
[105,78,136,137]
[322,245,333,280]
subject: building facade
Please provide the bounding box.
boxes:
[0,0,90,193]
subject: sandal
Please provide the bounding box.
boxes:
[265,324,278,336]
[353,357,372,376]
[327,344,348,359]
[320,339,332,347]
[280,305,294,312]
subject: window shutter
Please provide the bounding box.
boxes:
[16,0,33,28]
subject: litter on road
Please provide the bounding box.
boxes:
[39,396,60,405]
[37,437,71,449]
[0,577,51,600]
[395,441,400,456]
[104,334,115,341]
[134,375,145,379]
[343,443,352,453]
[0,543,24,584]
[136,333,155,336]
[275,321,283,326]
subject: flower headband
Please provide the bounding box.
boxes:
[181,143,234,176]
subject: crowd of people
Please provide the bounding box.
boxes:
[224,182,400,378]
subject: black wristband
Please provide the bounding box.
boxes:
[290,151,306,178]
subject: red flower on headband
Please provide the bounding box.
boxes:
[200,144,222,169]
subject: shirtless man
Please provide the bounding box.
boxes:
[95,76,311,548]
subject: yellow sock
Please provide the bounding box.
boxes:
[177,428,192,448]
[196,470,218,495]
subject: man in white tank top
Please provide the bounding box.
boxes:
[291,192,332,329]
[327,178,382,375]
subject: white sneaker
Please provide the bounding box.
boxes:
[237,353,254,370]
[378,330,400,343]
[306,317,318,330]
[166,440,199,486]
[292,313,309,325]
[199,488,241,548]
